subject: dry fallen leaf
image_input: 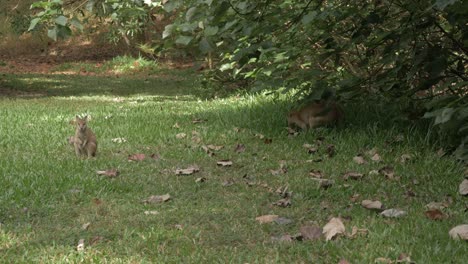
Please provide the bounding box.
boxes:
[378,165,395,179]
[128,153,146,161]
[275,186,292,198]
[206,144,223,151]
[424,209,446,220]
[361,200,384,211]
[399,154,412,163]
[96,169,120,178]
[254,133,265,139]
[459,179,468,196]
[217,160,233,167]
[271,234,295,243]
[175,165,200,175]
[309,169,324,179]
[396,253,412,263]
[195,177,207,183]
[322,217,345,241]
[273,198,291,208]
[192,118,207,124]
[255,214,279,224]
[274,217,293,225]
[343,172,364,180]
[349,226,368,238]
[172,123,180,129]
[353,155,367,165]
[111,137,127,143]
[222,179,235,187]
[89,236,104,245]
[142,194,171,204]
[77,239,85,251]
[425,202,448,210]
[175,133,187,139]
[201,145,215,157]
[287,127,299,137]
[449,224,468,240]
[150,153,161,160]
[371,153,382,162]
[144,210,159,215]
[300,225,323,240]
[380,208,406,218]
[234,143,246,153]
[81,222,91,230]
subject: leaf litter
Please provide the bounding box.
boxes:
[142,194,171,204]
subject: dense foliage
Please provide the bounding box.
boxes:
[28,0,468,161]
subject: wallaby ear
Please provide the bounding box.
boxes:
[75,115,80,120]
[83,115,88,120]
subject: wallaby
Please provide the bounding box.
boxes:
[287,101,343,130]
[73,115,97,157]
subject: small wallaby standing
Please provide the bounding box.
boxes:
[287,101,343,130]
[73,115,97,158]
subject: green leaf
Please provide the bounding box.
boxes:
[28,18,41,31]
[55,15,68,26]
[70,17,83,31]
[48,27,58,41]
[186,7,197,21]
[162,24,175,39]
[301,11,317,24]
[199,37,213,54]
[175,35,193,45]
[204,26,218,36]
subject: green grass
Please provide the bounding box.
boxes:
[0,65,466,263]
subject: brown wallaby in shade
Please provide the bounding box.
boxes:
[73,115,97,157]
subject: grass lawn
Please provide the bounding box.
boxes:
[0,63,466,263]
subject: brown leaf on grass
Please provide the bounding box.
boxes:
[350,193,361,202]
[172,123,180,129]
[338,259,351,264]
[96,169,120,178]
[275,186,292,198]
[76,239,85,251]
[425,202,449,210]
[234,143,246,153]
[217,160,233,167]
[222,179,234,187]
[300,225,323,240]
[233,127,241,133]
[144,210,160,215]
[273,198,291,208]
[322,217,345,241]
[201,145,215,157]
[271,160,288,175]
[399,154,412,163]
[192,118,207,124]
[303,143,318,154]
[353,155,367,165]
[459,179,468,196]
[111,137,127,143]
[195,177,207,183]
[366,147,378,156]
[287,127,299,137]
[449,225,468,240]
[175,133,186,139]
[318,179,334,189]
[274,217,293,225]
[378,165,395,179]
[142,194,171,204]
[81,222,91,230]
[175,165,200,175]
[361,200,384,211]
[255,214,279,224]
[150,153,161,160]
[309,169,324,179]
[207,144,223,151]
[254,133,265,139]
[89,236,104,246]
[424,209,446,220]
[348,226,368,238]
[380,208,406,218]
[326,144,336,157]
[128,153,146,161]
[343,172,364,180]
[371,153,382,162]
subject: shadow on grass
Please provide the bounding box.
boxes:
[0,70,199,99]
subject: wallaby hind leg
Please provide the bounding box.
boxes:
[87,142,97,157]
